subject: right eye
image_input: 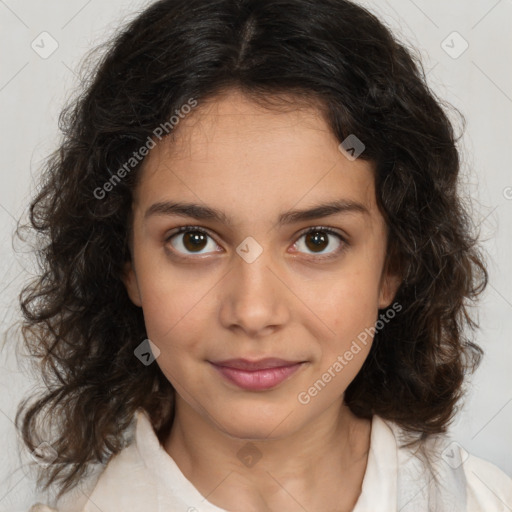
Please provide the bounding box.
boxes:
[165,226,222,257]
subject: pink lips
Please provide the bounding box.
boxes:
[209,358,305,391]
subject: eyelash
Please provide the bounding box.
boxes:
[164,225,348,261]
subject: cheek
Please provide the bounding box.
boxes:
[331,274,380,334]
[300,275,379,401]
[138,272,210,388]
[133,252,216,346]
[300,260,384,347]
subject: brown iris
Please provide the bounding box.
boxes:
[304,230,329,253]
[182,230,208,252]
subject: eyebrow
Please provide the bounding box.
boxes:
[144,198,369,226]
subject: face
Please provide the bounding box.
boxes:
[123,89,400,440]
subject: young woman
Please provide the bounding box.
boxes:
[18,0,512,510]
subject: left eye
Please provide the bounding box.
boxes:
[292,227,345,257]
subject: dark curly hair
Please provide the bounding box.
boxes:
[15,0,488,499]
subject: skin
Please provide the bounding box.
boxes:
[123,88,401,512]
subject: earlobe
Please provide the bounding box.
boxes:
[122,260,143,307]
[378,272,402,309]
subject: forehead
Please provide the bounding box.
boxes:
[133,90,379,222]
[147,90,336,163]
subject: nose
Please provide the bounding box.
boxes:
[218,246,290,338]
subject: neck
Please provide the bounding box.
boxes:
[164,396,372,512]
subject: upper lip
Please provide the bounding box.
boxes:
[210,358,304,371]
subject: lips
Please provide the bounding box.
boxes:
[209,358,306,391]
[211,357,302,371]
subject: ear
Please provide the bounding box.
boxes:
[122,260,143,307]
[378,252,402,309]
[378,270,402,309]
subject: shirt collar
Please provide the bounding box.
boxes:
[135,408,228,511]
[353,415,398,511]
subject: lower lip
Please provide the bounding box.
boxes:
[210,362,304,391]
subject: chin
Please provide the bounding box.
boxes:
[210,401,299,441]
[219,420,288,441]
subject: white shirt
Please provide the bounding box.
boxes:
[29,408,512,512]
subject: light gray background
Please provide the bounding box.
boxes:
[1,0,511,510]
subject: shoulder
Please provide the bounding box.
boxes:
[27,413,142,512]
[380,417,512,511]
[26,448,139,512]
[28,421,159,512]
[26,462,104,512]
[463,449,512,510]
[27,443,145,512]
